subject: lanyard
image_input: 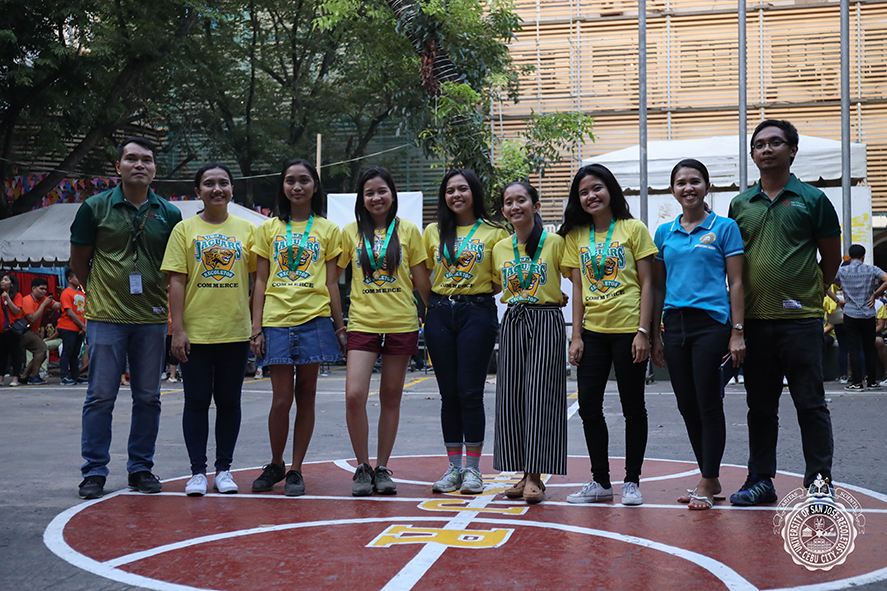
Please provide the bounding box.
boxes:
[443,220,482,267]
[589,218,616,279]
[122,205,151,263]
[364,218,397,271]
[286,213,314,274]
[511,230,547,291]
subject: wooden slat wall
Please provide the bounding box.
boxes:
[503,0,887,212]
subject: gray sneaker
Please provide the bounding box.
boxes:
[432,465,463,493]
[566,480,614,503]
[284,470,305,497]
[352,463,374,496]
[460,467,484,494]
[373,466,397,495]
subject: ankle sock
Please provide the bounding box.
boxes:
[465,452,481,471]
[447,450,463,469]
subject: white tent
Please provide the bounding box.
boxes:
[0,200,270,267]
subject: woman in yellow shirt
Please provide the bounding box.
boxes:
[249,158,346,497]
[423,169,508,495]
[493,181,568,504]
[560,163,658,507]
[338,167,431,496]
[162,163,257,496]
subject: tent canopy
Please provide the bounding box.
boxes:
[0,200,269,267]
[581,135,867,191]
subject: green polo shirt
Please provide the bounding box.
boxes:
[70,186,182,324]
[728,174,840,320]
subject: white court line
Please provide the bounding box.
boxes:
[567,400,579,420]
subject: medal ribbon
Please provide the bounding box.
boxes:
[443,220,482,267]
[364,218,397,271]
[511,230,547,292]
[589,218,616,279]
[286,213,315,275]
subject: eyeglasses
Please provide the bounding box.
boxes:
[752,138,788,151]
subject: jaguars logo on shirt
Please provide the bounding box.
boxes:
[273,235,320,281]
[580,242,626,295]
[439,238,484,282]
[194,234,244,281]
[356,238,399,287]
[502,259,548,304]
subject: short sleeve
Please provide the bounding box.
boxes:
[823,296,836,315]
[246,223,258,273]
[810,192,841,239]
[653,224,666,261]
[338,227,354,269]
[423,224,438,270]
[878,304,887,320]
[160,222,188,274]
[562,229,580,269]
[630,219,658,260]
[252,220,274,261]
[70,201,97,246]
[325,223,342,261]
[553,235,569,278]
[60,290,75,313]
[721,218,745,258]
[405,222,427,267]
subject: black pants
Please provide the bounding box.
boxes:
[662,309,730,479]
[576,330,648,486]
[743,318,833,487]
[58,328,84,380]
[0,330,22,377]
[843,315,877,386]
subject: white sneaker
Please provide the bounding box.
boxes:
[213,470,238,494]
[185,474,207,496]
[460,467,484,494]
[727,377,737,385]
[432,465,463,493]
[567,480,614,503]
[621,481,643,505]
[167,376,178,383]
[737,374,744,384]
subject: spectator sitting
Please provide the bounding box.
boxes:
[19,277,61,385]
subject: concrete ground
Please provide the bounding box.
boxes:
[1,366,885,590]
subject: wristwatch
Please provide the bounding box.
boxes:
[732,323,744,331]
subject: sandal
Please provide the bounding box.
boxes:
[688,493,714,510]
[504,475,528,499]
[677,488,696,503]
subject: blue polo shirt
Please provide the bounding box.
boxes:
[654,211,744,325]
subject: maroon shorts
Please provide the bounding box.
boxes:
[346,330,419,356]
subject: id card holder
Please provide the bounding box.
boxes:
[129,272,143,295]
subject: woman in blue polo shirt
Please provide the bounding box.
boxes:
[651,158,745,511]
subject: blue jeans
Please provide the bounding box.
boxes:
[743,318,833,487]
[662,309,730,479]
[180,341,249,474]
[81,321,166,477]
[424,294,498,447]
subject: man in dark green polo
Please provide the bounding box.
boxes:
[728,119,842,506]
[70,137,182,499]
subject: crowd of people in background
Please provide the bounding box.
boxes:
[3,119,876,512]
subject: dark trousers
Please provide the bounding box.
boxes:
[833,323,849,377]
[180,341,249,474]
[662,309,730,479]
[58,328,84,380]
[0,330,22,377]
[424,294,498,447]
[843,315,877,385]
[743,319,833,487]
[576,330,648,485]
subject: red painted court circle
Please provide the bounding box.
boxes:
[45,456,887,590]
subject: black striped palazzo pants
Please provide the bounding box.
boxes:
[493,304,568,475]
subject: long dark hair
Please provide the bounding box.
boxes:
[502,181,545,260]
[558,163,633,238]
[670,158,712,212]
[355,167,401,273]
[275,158,325,221]
[1,272,19,298]
[436,168,500,263]
[193,162,234,214]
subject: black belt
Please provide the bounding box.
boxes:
[431,292,494,304]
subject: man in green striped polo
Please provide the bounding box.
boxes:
[727,120,842,506]
[70,137,182,500]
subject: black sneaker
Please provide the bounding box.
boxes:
[730,475,777,506]
[128,471,162,493]
[284,470,306,497]
[251,462,286,492]
[27,376,47,385]
[373,466,397,495]
[79,475,106,499]
[76,377,89,384]
[60,377,77,386]
[352,463,374,496]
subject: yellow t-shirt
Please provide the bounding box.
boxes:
[338,219,427,333]
[160,214,257,344]
[877,302,887,321]
[492,231,568,305]
[252,216,342,327]
[423,221,509,295]
[563,218,658,333]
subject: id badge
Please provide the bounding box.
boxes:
[129,272,143,295]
